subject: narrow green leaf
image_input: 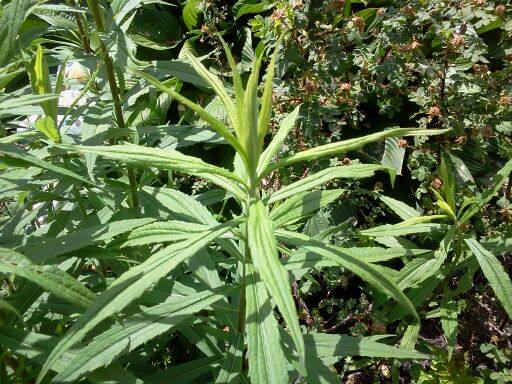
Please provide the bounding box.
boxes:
[30,45,58,121]
[0,248,95,308]
[0,0,32,67]
[182,42,239,137]
[53,285,236,382]
[56,143,248,198]
[0,143,93,187]
[258,105,300,176]
[276,230,418,319]
[245,264,289,384]
[0,298,23,321]
[459,157,512,224]
[36,219,242,384]
[23,218,155,263]
[262,128,450,177]
[465,239,512,318]
[440,293,458,360]
[257,34,284,152]
[270,189,344,228]
[268,164,390,204]
[136,70,247,159]
[216,333,244,384]
[145,356,224,384]
[247,199,306,371]
[360,222,444,237]
[379,195,420,220]
[305,334,427,359]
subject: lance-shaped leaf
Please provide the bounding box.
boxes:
[0,143,92,187]
[262,128,449,177]
[30,45,59,123]
[465,239,512,318]
[0,248,95,308]
[136,70,247,159]
[215,333,244,384]
[247,199,306,372]
[36,219,242,383]
[440,292,458,360]
[0,326,143,383]
[145,355,224,384]
[53,285,236,382]
[360,215,447,237]
[0,94,58,117]
[379,195,420,220]
[245,264,289,384]
[459,157,512,224]
[55,143,247,199]
[270,189,344,228]
[305,334,427,359]
[23,217,155,263]
[257,34,285,152]
[182,42,239,137]
[0,0,32,67]
[267,164,389,204]
[276,230,418,319]
[258,105,300,176]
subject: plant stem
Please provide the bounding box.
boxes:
[86,0,139,207]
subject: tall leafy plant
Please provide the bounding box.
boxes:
[0,35,447,383]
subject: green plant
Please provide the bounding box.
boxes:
[0,14,449,381]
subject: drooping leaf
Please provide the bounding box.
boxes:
[36,219,242,383]
[0,248,95,308]
[465,239,512,318]
[53,285,236,382]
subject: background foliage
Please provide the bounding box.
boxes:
[0,0,511,383]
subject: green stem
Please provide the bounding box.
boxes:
[86,0,139,208]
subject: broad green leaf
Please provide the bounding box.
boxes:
[216,333,244,384]
[379,195,420,220]
[270,189,344,228]
[247,199,305,371]
[245,264,289,384]
[268,164,390,204]
[0,248,95,308]
[36,219,242,383]
[459,157,512,224]
[153,60,210,88]
[55,143,248,198]
[440,293,458,360]
[234,0,274,19]
[465,239,512,318]
[381,136,405,177]
[305,334,427,359]
[276,230,418,319]
[136,70,247,159]
[262,128,449,177]
[53,285,236,382]
[182,0,202,31]
[34,115,61,143]
[145,356,224,384]
[0,143,92,187]
[440,152,456,213]
[258,105,300,176]
[23,218,155,263]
